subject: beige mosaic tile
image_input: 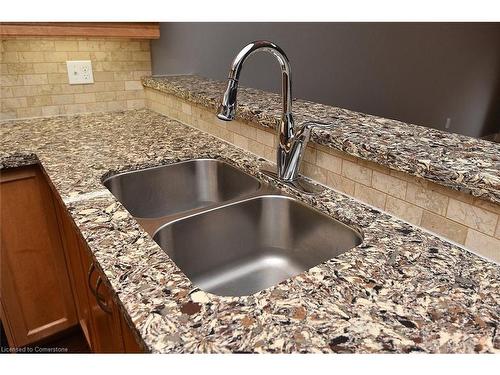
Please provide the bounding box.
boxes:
[465,230,500,262]
[1,37,151,119]
[326,172,356,196]
[342,160,372,185]
[421,210,468,244]
[371,170,407,199]
[354,183,387,209]
[405,182,449,216]
[316,149,342,174]
[301,162,328,185]
[385,196,423,225]
[446,198,498,236]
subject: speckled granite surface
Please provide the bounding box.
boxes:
[142,75,500,205]
[1,109,499,353]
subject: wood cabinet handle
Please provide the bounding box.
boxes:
[95,276,112,314]
[88,262,112,314]
[87,263,97,296]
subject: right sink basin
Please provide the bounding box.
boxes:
[153,194,363,297]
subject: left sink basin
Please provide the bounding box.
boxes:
[103,159,261,219]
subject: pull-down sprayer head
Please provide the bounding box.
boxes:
[217,40,292,123]
[217,78,238,121]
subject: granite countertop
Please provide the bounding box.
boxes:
[1,109,499,353]
[142,75,500,205]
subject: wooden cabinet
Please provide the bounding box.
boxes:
[1,165,145,352]
[0,166,77,347]
[79,241,124,353]
[54,196,125,353]
[120,313,144,353]
[50,175,145,353]
[54,199,95,350]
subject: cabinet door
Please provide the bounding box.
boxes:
[79,241,124,353]
[120,313,145,353]
[53,198,95,351]
[0,166,77,347]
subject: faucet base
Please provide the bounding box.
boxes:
[260,166,325,195]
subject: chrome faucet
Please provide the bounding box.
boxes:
[217,40,330,193]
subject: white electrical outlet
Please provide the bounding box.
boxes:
[66,60,94,85]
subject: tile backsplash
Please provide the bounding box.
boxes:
[1,38,151,120]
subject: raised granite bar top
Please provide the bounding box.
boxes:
[1,109,499,353]
[142,75,500,205]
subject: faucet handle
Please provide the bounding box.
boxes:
[296,120,334,140]
[301,120,334,130]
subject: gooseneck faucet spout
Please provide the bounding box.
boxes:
[217,41,330,190]
[219,40,312,182]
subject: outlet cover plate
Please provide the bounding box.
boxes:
[66,60,94,85]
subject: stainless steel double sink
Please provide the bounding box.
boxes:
[103,159,362,297]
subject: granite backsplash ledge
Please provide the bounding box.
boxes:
[141,75,500,205]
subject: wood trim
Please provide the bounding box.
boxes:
[0,22,160,39]
[52,191,94,350]
[119,313,145,353]
[0,300,16,348]
[0,167,36,183]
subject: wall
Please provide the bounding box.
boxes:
[145,87,500,263]
[1,38,151,120]
[151,22,500,138]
